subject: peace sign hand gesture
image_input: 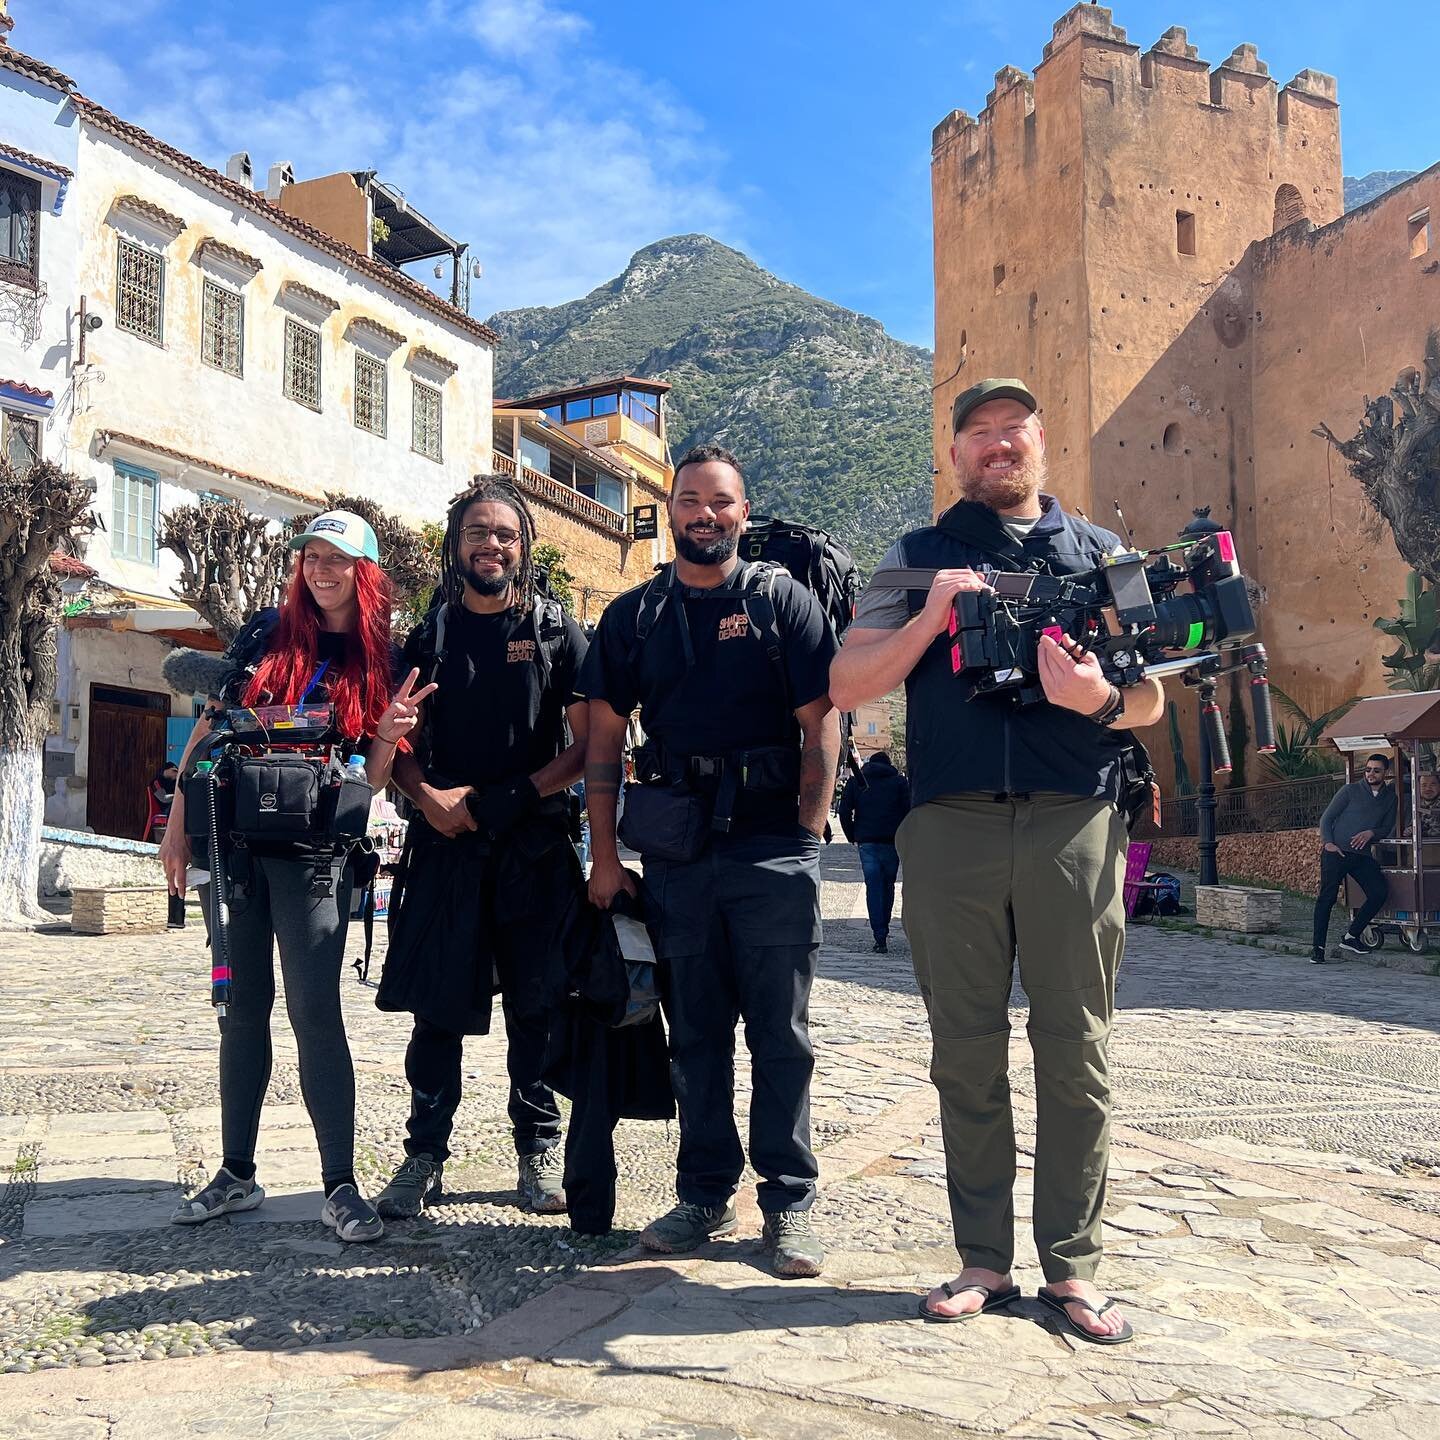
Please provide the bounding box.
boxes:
[376,668,438,744]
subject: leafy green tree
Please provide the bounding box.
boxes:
[532,541,577,612]
[1375,570,1440,694]
[1262,686,1355,781]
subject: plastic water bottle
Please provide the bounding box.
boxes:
[345,753,367,783]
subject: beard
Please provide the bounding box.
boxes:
[674,525,739,566]
[462,553,520,597]
[960,450,1047,511]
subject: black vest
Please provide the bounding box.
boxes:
[896,497,1134,806]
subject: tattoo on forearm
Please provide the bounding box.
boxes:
[585,762,621,796]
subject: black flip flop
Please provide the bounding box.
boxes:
[917,1280,1021,1323]
[1037,1287,1135,1345]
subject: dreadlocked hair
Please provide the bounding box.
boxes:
[439,476,538,615]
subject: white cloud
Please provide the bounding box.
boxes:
[28,0,740,315]
[453,0,590,59]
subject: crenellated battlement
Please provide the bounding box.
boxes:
[932,4,1339,173]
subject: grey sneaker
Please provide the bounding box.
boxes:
[320,1184,384,1243]
[517,1146,567,1214]
[375,1154,443,1219]
[171,1167,265,1225]
[762,1209,825,1277]
[640,1200,738,1253]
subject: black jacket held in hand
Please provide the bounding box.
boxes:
[837,755,911,843]
[897,497,1135,806]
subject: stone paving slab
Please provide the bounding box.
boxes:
[6,845,1440,1436]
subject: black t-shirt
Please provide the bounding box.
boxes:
[579,563,837,831]
[403,602,588,791]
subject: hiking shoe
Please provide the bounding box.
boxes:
[320,1184,384,1243]
[639,1199,737,1253]
[375,1154,443,1219]
[1337,933,1370,957]
[1310,947,1327,965]
[171,1167,264,1225]
[762,1209,825,1278]
[872,937,888,954]
[517,1146,567,1214]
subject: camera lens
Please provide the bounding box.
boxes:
[1149,593,1215,651]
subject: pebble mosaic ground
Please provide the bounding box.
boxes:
[3,844,1440,1436]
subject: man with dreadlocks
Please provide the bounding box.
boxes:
[374,478,590,1219]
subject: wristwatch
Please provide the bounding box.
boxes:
[1088,684,1125,726]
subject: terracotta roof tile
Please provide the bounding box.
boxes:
[49,552,97,579]
[347,315,407,348]
[279,278,339,314]
[94,430,323,507]
[114,193,186,236]
[0,140,72,179]
[0,376,54,403]
[72,94,499,347]
[0,45,74,93]
[408,343,459,378]
[197,236,262,275]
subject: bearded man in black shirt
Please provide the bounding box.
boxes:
[374,480,589,1220]
[583,445,840,1277]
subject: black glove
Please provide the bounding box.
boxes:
[466,776,541,838]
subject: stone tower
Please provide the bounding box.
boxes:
[931,4,1341,558]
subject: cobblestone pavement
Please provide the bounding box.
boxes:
[3,844,1440,1436]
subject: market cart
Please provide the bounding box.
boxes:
[1321,691,1440,953]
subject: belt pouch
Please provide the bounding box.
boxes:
[232,756,321,837]
[617,782,710,863]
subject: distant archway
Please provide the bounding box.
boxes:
[1272,184,1306,233]
[1162,422,1182,454]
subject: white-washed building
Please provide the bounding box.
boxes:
[0,31,497,836]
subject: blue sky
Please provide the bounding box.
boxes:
[29,1,1439,349]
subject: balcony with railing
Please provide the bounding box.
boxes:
[494,451,627,536]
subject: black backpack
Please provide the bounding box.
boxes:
[739,515,859,643]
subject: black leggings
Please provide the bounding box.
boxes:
[217,853,356,1187]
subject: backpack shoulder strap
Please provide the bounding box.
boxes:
[738,561,789,709]
[627,566,674,665]
[531,596,566,689]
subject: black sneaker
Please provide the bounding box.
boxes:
[762,1209,825,1278]
[1337,933,1371,957]
[872,938,888,954]
[320,1184,384,1243]
[517,1146,567,1213]
[171,1166,264,1225]
[375,1154,443,1219]
[1310,947,1327,965]
[639,1200,737,1253]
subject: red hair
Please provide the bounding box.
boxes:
[243,555,398,743]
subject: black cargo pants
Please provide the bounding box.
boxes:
[641,827,823,1213]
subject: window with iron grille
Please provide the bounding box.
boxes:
[116,238,165,342]
[0,168,39,288]
[112,461,159,564]
[412,380,442,461]
[284,316,321,410]
[354,352,387,436]
[201,279,243,377]
[2,410,39,470]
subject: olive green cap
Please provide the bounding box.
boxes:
[951,377,1038,434]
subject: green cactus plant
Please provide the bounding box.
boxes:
[1375,570,1440,693]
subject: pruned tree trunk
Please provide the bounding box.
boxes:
[1316,328,1440,583]
[0,459,97,929]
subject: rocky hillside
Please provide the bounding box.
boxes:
[486,235,934,570]
[1344,170,1419,210]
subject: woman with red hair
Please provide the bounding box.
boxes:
[159,511,432,1243]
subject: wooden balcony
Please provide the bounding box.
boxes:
[493,452,627,536]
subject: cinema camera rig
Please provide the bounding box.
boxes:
[949,525,1276,774]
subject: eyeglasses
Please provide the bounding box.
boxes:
[461,525,521,547]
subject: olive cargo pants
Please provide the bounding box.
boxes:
[897,792,1127,1282]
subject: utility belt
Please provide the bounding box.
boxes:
[182,749,373,871]
[619,739,800,862]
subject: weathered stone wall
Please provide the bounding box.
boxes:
[1149,826,1319,893]
[527,488,665,623]
[1247,165,1440,721]
[40,828,165,897]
